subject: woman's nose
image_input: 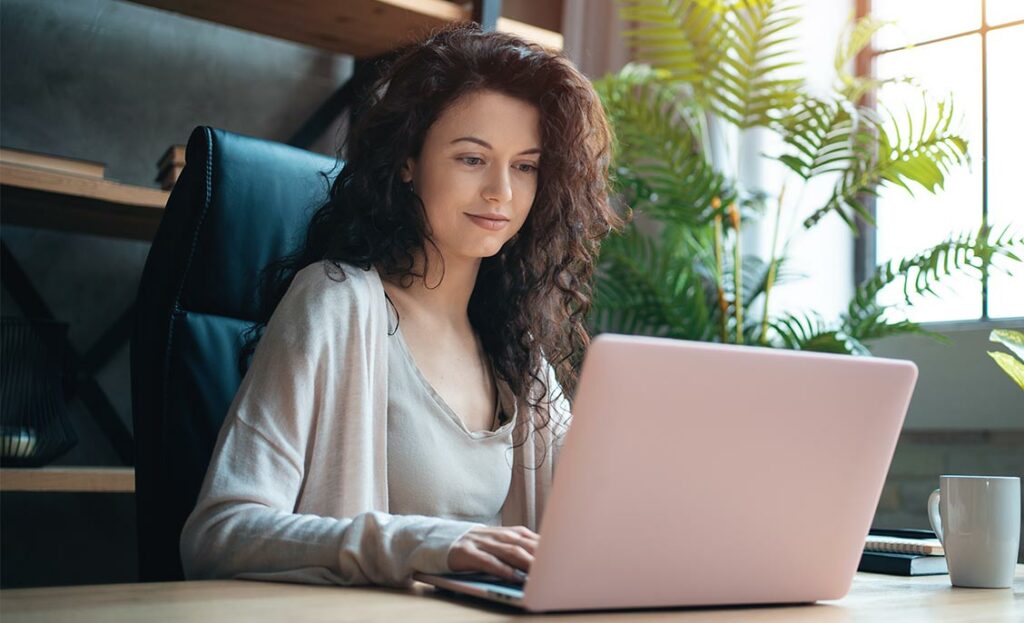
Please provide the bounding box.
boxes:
[482,166,513,204]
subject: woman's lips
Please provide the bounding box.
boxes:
[466,213,510,231]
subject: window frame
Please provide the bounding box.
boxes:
[853,0,1024,325]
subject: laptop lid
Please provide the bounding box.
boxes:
[519,334,917,612]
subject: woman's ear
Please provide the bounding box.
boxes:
[400,158,415,184]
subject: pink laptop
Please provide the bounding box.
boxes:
[416,334,918,612]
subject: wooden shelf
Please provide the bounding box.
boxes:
[128,0,563,58]
[0,467,135,493]
[0,148,168,241]
[0,148,108,179]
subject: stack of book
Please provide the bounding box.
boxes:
[859,528,947,576]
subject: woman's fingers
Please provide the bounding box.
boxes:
[492,529,538,555]
[447,526,541,581]
[475,549,523,582]
[513,525,538,538]
[478,540,533,572]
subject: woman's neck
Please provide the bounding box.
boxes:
[385,247,480,325]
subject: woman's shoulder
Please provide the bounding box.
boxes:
[292,259,378,287]
[278,260,387,325]
[290,260,381,302]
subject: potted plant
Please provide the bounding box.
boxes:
[589,0,1022,354]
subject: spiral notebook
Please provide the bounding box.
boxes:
[865,528,944,556]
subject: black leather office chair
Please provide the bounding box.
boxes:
[130,126,339,582]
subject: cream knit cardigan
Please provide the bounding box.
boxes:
[180,261,571,587]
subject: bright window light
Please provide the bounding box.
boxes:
[986,24,1024,319]
[868,1,1023,323]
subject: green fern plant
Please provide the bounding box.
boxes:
[591,0,1023,354]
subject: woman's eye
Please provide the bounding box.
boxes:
[459,157,536,172]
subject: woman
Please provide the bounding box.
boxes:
[180,22,624,587]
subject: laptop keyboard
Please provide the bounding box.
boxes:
[443,572,526,588]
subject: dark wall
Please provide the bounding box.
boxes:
[1,0,352,587]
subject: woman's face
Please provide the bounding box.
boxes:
[402,89,541,262]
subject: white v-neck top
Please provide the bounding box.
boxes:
[386,326,518,525]
[179,261,572,588]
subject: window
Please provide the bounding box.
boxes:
[863,0,1023,322]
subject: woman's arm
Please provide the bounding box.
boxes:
[179,264,480,586]
[179,415,480,586]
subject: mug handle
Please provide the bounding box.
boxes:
[927,488,944,544]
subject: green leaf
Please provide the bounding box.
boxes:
[773,96,876,180]
[596,2,990,360]
[769,312,870,355]
[804,92,969,231]
[805,332,871,356]
[833,15,907,102]
[591,226,717,340]
[842,226,1024,343]
[595,65,733,225]
[618,0,803,128]
[711,252,798,309]
[617,0,729,95]
[990,329,1024,363]
[987,351,1024,391]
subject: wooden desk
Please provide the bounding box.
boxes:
[2,568,1021,622]
[0,467,135,493]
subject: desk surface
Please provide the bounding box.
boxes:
[0,467,135,492]
[2,568,1022,622]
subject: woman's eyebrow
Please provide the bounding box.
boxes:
[450,136,541,156]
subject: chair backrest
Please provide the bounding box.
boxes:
[130,126,339,581]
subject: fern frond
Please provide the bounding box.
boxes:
[875,95,969,194]
[592,227,717,340]
[618,0,730,95]
[769,312,870,355]
[842,226,1024,340]
[595,66,733,225]
[708,0,803,128]
[738,254,799,306]
[774,96,876,180]
[704,250,799,308]
[834,14,901,102]
[618,0,802,128]
[805,92,969,229]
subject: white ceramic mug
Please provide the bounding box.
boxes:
[927,475,1021,588]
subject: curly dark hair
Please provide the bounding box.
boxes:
[240,22,625,426]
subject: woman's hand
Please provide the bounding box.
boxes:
[447,525,539,581]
